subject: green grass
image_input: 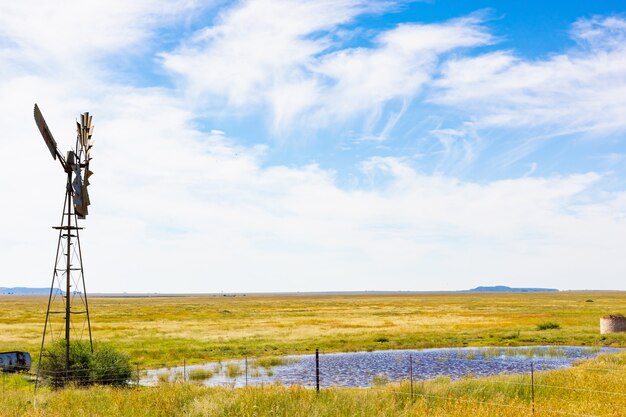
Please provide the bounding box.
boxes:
[1,292,625,367]
[253,356,295,369]
[187,368,215,381]
[536,321,561,330]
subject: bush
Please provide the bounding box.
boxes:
[536,321,561,331]
[39,340,132,387]
[91,345,133,386]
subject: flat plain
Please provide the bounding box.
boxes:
[1,291,624,367]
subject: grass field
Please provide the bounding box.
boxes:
[2,292,626,416]
[1,291,624,367]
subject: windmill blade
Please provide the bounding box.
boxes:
[82,183,90,209]
[76,121,83,147]
[34,104,59,160]
[72,110,95,218]
[77,112,95,153]
[72,163,83,206]
[84,169,93,186]
[75,182,90,219]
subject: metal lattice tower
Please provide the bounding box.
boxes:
[33,104,95,385]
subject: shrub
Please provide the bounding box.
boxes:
[39,340,132,388]
[91,345,132,386]
[536,321,561,331]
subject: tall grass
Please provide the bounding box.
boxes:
[253,356,295,369]
[225,363,242,378]
[187,368,215,381]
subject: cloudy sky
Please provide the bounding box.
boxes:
[1,0,626,293]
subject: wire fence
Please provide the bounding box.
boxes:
[3,347,625,416]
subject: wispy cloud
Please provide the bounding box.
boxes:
[0,0,204,75]
[161,2,492,133]
[434,16,626,134]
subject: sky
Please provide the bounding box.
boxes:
[1,0,626,293]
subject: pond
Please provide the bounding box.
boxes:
[142,346,619,388]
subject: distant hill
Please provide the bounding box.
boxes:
[0,287,63,295]
[468,286,558,293]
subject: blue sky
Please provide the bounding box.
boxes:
[1,0,626,292]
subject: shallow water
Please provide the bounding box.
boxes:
[142,346,618,388]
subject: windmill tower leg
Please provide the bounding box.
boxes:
[35,191,67,390]
[35,175,92,388]
[65,175,71,380]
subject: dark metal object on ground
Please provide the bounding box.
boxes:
[315,348,320,392]
[0,351,31,373]
[409,354,414,402]
[33,104,95,387]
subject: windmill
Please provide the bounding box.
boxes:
[33,104,95,384]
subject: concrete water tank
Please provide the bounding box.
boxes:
[600,315,626,334]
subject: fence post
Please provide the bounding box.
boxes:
[530,360,535,415]
[136,364,140,387]
[409,354,414,402]
[183,359,186,383]
[245,356,248,387]
[315,348,320,393]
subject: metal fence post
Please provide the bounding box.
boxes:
[409,354,414,402]
[315,348,320,393]
[183,359,186,383]
[136,364,140,387]
[245,356,248,387]
[531,360,535,416]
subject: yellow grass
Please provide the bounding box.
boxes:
[0,292,624,367]
[1,292,625,416]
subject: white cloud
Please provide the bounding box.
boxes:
[90,127,626,292]
[0,0,203,77]
[434,16,626,135]
[5,69,626,292]
[310,15,491,127]
[161,0,376,106]
[162,2,492,133]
